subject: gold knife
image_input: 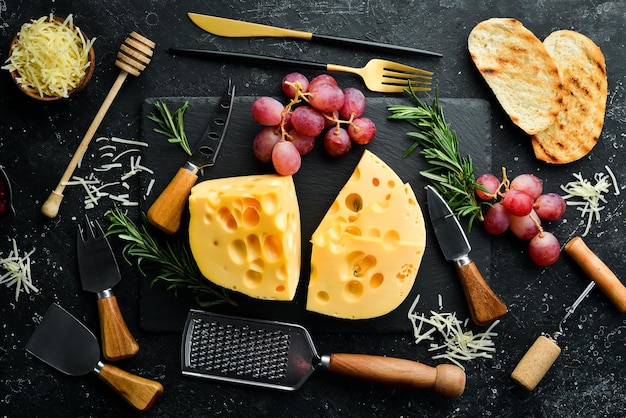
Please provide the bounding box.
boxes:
[188,12,442,58]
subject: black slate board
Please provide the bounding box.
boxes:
[139,96,492,333]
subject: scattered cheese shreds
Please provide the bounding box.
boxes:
[0,239,38,302]
[407,294,499,370]
[560,168,619,237]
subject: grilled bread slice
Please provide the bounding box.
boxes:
[531,30,607,164]
[468,18,564,135]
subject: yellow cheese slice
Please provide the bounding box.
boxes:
[307,231,425,319]
[311,150,403,245]
[188,174,301,301]
[307,150,426,319]
[316,182,425,247]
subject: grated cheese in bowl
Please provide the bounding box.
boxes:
[3,14,96,100]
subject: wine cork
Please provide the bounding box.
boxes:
[511,335,561,391]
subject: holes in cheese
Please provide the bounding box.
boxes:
[307,150,426,319]
[189,174,301,301]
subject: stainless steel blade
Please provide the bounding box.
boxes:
[26,303,100,376]
[426,185,471,262]
[181,310,318,391]
[186,82,236,171]
[76,217,120,292]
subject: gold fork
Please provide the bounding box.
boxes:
[168,48,432,93]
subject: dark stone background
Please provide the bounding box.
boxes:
[1,1,625,416]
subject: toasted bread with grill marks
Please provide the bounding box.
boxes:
[468,18,564,135]
[531,30,607,164]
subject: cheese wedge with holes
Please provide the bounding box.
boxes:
[307,150,426,319]
[311,149,403,246]
[188,174,301,300]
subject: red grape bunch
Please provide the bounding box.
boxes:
[251,72,377,176]
[476,170,566,266]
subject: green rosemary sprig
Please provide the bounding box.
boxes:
[388,87,486,229]
[147,101,192,155]
[105,206,236,308]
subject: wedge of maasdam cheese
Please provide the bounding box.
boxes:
[188,174,301,301]
[311,149,403,245]
[307,150,426,319]
[308,232,425,319]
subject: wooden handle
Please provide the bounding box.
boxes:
[147,167,198,234]
[41,71,129,218]
[511,335,561,390]
[97,295,139,361]
[325,354,466,398]
[456,261,507,325]
[564,236,626,313]
[98,363,163,411]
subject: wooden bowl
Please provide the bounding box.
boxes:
[7,16,96,101]
[0,166,15,223]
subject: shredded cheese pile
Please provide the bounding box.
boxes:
[0,238,38,302]
[63,136,154,209]
[2,14,96,98]
[407,295,499,370]
[560,166,620,237]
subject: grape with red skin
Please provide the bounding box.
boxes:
[272,140,301,175]
[251,97,284,126]
[528,231,560,266]
[288,129,316,155]
[308,74,338,91]
[282,112,293,131]
[253,127,281,163]
[501,189,534,216]
[509,210,541,240]
[282,72,309,98]
[483,202,510,235]
[534,193,566,221]
[308,83,345,113]
[339,87,366,119]
[324,127,352,157]
[291,105,325,137]
[510,173,543,200]
[348,117,376,145]
[476,173,500,201]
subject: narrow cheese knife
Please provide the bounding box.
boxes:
[187,12,442,58]
[147,82,235,234]
[426,185,507,325]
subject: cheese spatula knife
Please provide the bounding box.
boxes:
[26,303,163,411]
[181,310,466,398]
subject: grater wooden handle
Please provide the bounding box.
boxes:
[322,353,465,398]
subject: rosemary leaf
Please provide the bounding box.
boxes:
[388,86,487,230]
[147,101,192,155]
[105,206,236,308]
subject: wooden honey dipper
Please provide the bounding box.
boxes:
[511,236,626,390]
[41,32,155,218]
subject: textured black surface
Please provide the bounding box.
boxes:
[138,96,491,334]
[1,1,626,417]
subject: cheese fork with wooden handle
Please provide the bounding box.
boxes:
[187,12,442,58]
[26,303,163,411]
[426,185,507,326]
[77,215,138,361]
[181,310,466,398]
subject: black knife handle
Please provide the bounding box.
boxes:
[456,261,507,326]
[168,48,329,71]
[311,33,442,57]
